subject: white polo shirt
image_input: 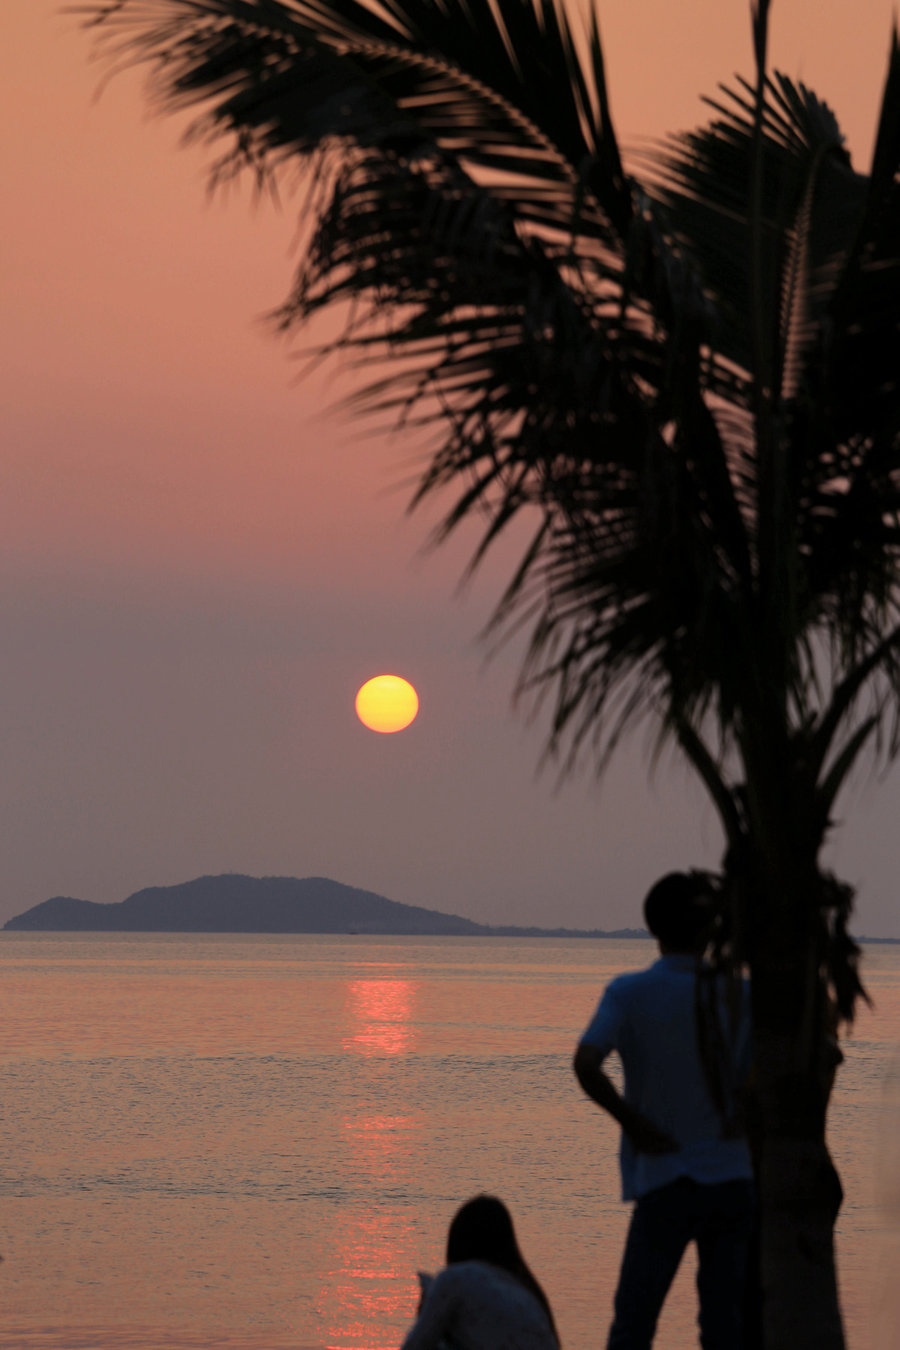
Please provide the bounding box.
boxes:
[579,954,754,1200]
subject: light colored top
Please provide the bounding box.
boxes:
[400,1260,557,1350]
[579,954,753,1201]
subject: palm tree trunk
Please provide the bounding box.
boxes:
[757,1130,844,1349]
[750,945,846,1349]
[730,691,848,1349]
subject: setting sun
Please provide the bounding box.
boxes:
[355,675,419,734]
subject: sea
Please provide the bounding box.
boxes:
[0,933,897,1350]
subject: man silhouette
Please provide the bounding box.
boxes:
[573,871,754,1350]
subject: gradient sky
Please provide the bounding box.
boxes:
[4,0,900,935]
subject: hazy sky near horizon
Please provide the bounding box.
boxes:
[4,0,900,936]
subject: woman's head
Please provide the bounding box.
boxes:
[446,1195,521,1269]
[445,1195,558,1341]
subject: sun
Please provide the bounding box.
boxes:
[355,675,420,733]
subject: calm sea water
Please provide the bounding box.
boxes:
[0,934,897,1350]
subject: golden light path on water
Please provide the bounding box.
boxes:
[328,976,421,1349]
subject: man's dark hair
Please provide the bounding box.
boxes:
[643,871,716,949]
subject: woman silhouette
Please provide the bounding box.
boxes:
[401,1195,559,1350]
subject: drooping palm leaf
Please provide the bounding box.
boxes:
[78,2,713,579]
[80,0,626,240]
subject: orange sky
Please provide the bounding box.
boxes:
[3,0,900,935]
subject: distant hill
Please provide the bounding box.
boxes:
[3,874,646,938]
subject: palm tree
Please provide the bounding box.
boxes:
[78,1,900,1345]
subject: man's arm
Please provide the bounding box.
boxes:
[573,1042,678,1155]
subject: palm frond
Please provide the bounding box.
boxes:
[79,0,628,242]
[649,72,861,390]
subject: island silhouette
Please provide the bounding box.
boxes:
[3,874,646,937]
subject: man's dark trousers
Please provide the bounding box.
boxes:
[607,1175,755,1350]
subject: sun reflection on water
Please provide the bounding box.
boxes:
[342,979,418,1057]
[313,1114,421,1350]
[314,978,424,1347]
[315,1206,419,1350]
[342,1113,417,1172]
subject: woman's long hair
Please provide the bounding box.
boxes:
[445,1195,558,1342]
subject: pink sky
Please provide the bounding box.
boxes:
[3,0,900,935]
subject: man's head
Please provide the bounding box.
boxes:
[643,871,716,953]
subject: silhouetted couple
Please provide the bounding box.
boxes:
[401,871,754,1350]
